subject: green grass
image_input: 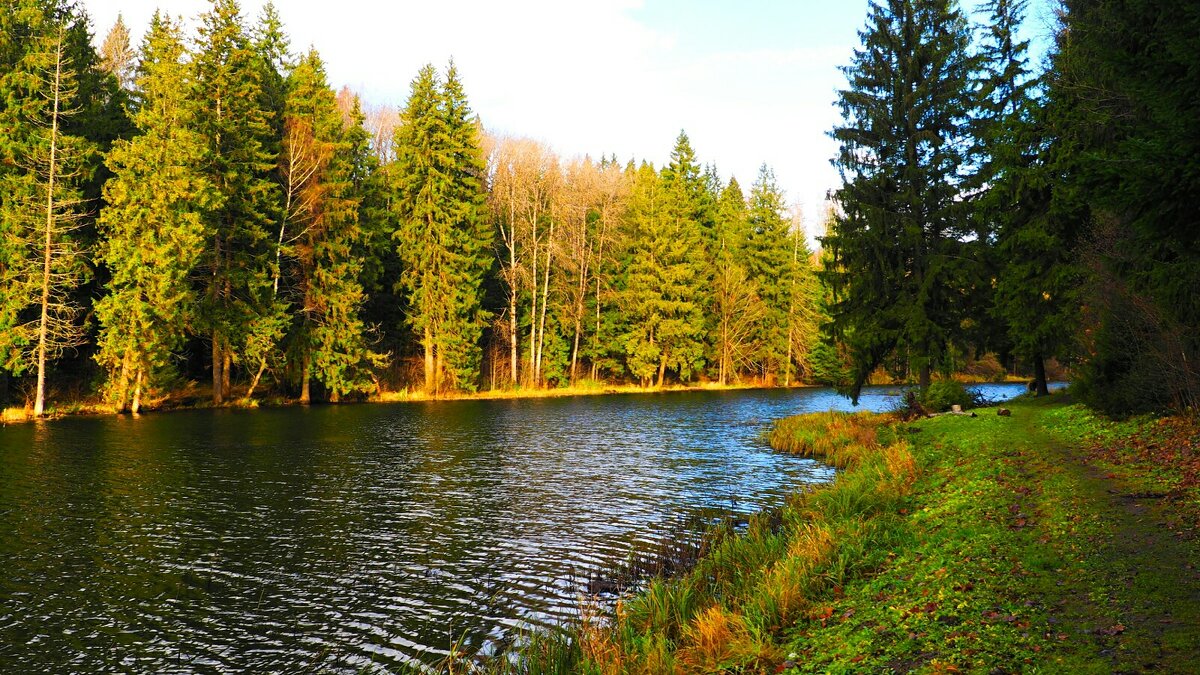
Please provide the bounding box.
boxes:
[495,395,1200,673]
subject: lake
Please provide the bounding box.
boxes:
[0,383,1041,671]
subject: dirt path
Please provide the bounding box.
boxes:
[1028,410,1200,673]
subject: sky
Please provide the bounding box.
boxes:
[79,0,1058,242]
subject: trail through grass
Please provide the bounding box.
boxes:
[482,395,1200,673]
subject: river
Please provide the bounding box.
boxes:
[0,383,1041,671]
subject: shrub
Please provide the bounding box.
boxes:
[919,380,979,413]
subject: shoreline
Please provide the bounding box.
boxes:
[493,394,1200,672]
[0,381,794,425]
[1,377,1033,426]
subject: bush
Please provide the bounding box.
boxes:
[919,381,980,413]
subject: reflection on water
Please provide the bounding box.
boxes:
[0,383,1041,671]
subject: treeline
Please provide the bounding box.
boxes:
[0,0,828,415]
[826,0,1200,415]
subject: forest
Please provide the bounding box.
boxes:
[1,0,1196,419]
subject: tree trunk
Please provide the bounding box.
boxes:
[424,325,435,393]
[657,355,667,388]
[300,353,311,404]
[592,277,602,381]
[33,44,65,419]
[222,342,232,401]
[130,367,144,415]
[528,219,538,387]
[212,331,224,405]
[114,353,131,414]
[919,363,932,390]
[785,326,794,388]
[509,290,518,386]
[245,360,267,403]
[535,220,553,383]
[1033,352,1049,397]
[570,318,581,385]
[435,348,443,394]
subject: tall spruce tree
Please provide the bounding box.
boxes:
[438,63,492,391]
[278,50,379,402]
[978,0,1078,397]
[95,13,216,414]
[193,0,281,404]
[0,8,99,416]
[1053,0,1200,413]
[621,133,708,386]
[744,164,793,381]
[825,0,979,401]
[391,63,490,393]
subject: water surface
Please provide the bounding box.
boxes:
[0,383,1038,671]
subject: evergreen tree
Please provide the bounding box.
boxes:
[621,133,708,386]
[193,0,281,404]
[94,13,216,413]
[744,164,793,380]
[714,177,749,256]
[825,0,979,401]
[620,161,665,386]
[98,13,135,90]
[1053,0,1200,413]
[391,63,490,393]
[0,2,103,416]
[438,63,492,391]
[252,1,290,140]
[278,49,379,402]
[977,0,1079,397]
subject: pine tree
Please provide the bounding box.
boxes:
[825,0,979,401]
[391,63,490,393]
[277,49,379,402]
[252,1,290,140]
[709,175,761,384]
[620,161,666,386]
[193,0,281,404]
[94,13,216,414]
[439,63,492,391]
[1052,0,1200,412]
[743,164,793,381]
[98,13,135,90]
[0,12,97,417]
[621,133,708,386]
[0,0,124,411]
[714,177,749,256]
[976,0,1078,397]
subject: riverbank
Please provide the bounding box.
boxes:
[0,381,782,425]
[498,394,1200,672]
[2,377,1036,426]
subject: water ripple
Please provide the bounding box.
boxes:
[0,384,1043,671]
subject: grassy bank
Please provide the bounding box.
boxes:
[491,396,1200,673]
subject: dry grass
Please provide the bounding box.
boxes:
[2,406,30,423]
[528,412,918,673]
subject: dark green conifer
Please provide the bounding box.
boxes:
[192,0,282,403]
[825,0,979,401]
[95,13,216,413]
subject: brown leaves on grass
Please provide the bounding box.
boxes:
[1087,416,1200,492]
